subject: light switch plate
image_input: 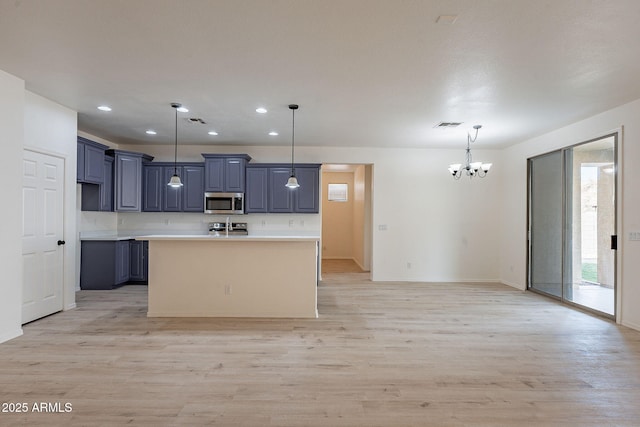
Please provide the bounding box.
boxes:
[630,232,640,241]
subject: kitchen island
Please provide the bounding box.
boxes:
[139,235,319,318]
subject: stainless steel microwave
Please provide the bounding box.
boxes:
[204,192,244,215]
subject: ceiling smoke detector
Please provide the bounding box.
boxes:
[186,118,206,124]
[435,122,463,128]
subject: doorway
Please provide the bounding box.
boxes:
[528,134,617,318]
[320,164,372,280]
[22,149,65,324]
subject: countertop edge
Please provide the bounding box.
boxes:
[138,235,320,242]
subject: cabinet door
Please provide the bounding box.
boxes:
[224,158,246,192]
[163,166,183,212]
[115,240,130,285]
[204,158,224,192]
[142,241,149,282]
[80,241,116,290]
[100,157,114,211]
[142,165,163,212]
[245,167,268,213]
[77,143,85,182]
[114,154,142,211]
[294,167,320,213]
[84,143,105,184]
[183,165,205,212]
[268,168,294,213]
[129,241,145,281]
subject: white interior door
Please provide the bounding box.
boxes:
[22,150,65,324]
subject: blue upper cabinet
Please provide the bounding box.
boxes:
[77,137,108,184]
[108,150,154,212]
[224,158,247,192]
[80,156,113,212]
[100,156,114,212]
[204,157,224,192]
[141,162,204,212]
[245,166,268,213]
[182,165,205,212]
[293,167,320,213]
[268,167,294,213]
[142,165,163,212]
[202,154,251,192]
[163,166,182,212]
[248,164,320,214]
[77,142,85,181]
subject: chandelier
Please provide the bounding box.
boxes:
[448,125,492,179]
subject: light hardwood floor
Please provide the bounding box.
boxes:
[1,279,639,426]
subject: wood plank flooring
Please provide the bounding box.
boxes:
[1,279,639,426]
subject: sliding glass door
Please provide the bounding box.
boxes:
[528,135,617,318]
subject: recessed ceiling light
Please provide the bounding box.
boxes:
[208,131,218,136]
[256,107,267,114]
[97,105,112,112]
[145,130,157,135]
[268,131,278,136]
[176,106,189,113]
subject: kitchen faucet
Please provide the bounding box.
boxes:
[226,216,233,236]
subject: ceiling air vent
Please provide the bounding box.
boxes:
[186,118,206,124]
[434,122,463,128]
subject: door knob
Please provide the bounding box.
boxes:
[57,240,66,246]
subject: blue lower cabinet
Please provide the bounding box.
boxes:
[80,240,148,290]
[115,240,130,285]
[129,240,148,282]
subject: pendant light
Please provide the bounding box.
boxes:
[168,102,184,188]
[285,104,300,189]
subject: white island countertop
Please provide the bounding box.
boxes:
[139,234,319,242]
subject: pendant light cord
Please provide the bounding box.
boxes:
[174,107,178,175]
[290,107,296,175]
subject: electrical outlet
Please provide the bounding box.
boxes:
[165,219,170,225]
[630,232,640,241]
[378,224,387,231]
[224,285,232,295]
[289,220,294,228]
[406,262,412,269]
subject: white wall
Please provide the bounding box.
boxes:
[0,70,25,343]
[24,91,78,311]
[119,143,503,283]
[500,98,640,331]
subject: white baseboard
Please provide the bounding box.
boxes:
[621,319,640,332]
[64,303,77,311]
[500,279,526,290]
[0,328,23,344]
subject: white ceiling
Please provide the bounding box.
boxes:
[1,0,640,149]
